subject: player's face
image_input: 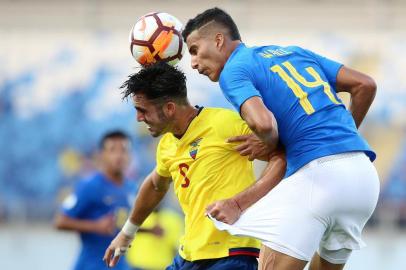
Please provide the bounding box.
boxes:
[133,94,170,137]
[186,30,226,82]
[102,138,130,175]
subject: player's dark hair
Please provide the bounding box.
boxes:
[99,130,130,149]
[121,62,188,105]
[182,7,241,42]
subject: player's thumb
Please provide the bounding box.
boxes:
[205,203,215,215]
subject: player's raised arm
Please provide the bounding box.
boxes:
[335,66,377,128]
[103,169,171,268]
[207,149,286,224]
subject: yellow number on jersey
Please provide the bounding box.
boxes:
[270,61,341,115]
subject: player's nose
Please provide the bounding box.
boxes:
[136,112,145,122]
[191,55,198,70]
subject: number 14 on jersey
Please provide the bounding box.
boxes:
[271,61,341,115]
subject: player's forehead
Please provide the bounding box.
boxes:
[186,21,224,46]
[185,29,203,46]
[103,137,130,151]
[133,93,153,108]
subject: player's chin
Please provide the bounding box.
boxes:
[208,72,220,82]
[149,130,162,137]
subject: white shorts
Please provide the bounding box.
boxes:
[211,152,380,263]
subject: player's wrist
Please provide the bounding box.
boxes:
[121,219,139,238]
[232,198,243,214]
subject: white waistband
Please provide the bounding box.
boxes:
[298,151,365,172]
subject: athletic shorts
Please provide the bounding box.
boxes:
[210,152,380,264]
[165,254,258,270]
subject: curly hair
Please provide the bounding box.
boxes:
[121,62,188,105]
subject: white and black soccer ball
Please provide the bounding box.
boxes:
[129,12,184,66]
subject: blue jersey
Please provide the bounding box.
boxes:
[219,43,375,177]
[62,172,133,270]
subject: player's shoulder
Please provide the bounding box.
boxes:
[203,107,240,119]
[158,132,176,144]
[203,107,244,127]
[77,172,104,189]
[283,45,317,58]
[283,45,306,51]
[157,132,177,152]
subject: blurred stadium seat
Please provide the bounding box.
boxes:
[1,1,406,270]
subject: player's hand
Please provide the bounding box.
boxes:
[103,231,134,268]
[227,134,270,161]
[206,198,242,225]
[151,224,164,237]
[95,214,116,235]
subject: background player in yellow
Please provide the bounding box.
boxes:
[104,63,286,270]
[126,207,183,270]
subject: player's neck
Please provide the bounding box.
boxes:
[102,169,124,185]
[226,40,242,58]
[172,105,199,138]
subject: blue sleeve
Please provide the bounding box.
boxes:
[304,49,343,87]
[219,63,261,113]
[61,181,92,218]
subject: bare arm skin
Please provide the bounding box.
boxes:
[103,170,171,268]
[128,170,171,226]
[335,66,377,128]
[54,213,116,235]
[227,133,272,161]
[240,96,279,152]
[207,149,286,224]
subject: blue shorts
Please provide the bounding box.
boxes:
[165,254,258,270]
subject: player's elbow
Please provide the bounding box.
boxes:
[361,75,377,96]
[269,150,286,168]
[355,75,377,101]
[253,121,274,135]
[249,118,278,145]
[276,154,287,172]
[248,115,274,136]
[53,214,67,230]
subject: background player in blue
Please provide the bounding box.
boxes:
[54,130,133,270]
[183,7,380,270]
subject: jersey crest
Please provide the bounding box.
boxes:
[189,138,202,159]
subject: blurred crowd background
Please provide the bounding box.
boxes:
[1,0,406,269]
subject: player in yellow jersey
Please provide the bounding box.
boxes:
[103,62,286,270]
[126,207,183,270]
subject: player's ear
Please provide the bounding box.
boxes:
[215,33,224,50]
[163,101,176,118]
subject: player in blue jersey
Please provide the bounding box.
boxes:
[54,131,133,270]
[183,7,380,270]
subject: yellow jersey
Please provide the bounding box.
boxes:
[156,107,260,261]
[126,209,183,269]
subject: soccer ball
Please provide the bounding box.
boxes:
[129,12,185,66]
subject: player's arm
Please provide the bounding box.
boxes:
[54,181,117,235]
[240,97,279,152]
[207,149,286,224]
[54,212,115,235]
[227,132,275,162]
[220,64,278,152]
[103,170,171,268]
[127,170,171,226]
[335,66,376,128]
